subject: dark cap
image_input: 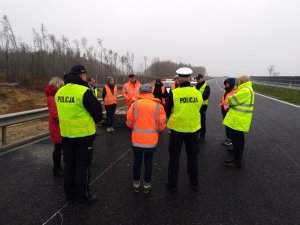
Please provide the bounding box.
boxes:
[69,65,87,75]
[128,73,135,78]
[194,74,204,80]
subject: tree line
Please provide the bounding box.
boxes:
[0,15,206,85]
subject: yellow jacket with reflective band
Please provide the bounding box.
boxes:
[167,87,203,132]
[195,82,208,105]
[55,84,96,138]
[104,85,117,105]
[126,93,167,148]
[223,81,254,132]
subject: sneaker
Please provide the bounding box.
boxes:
[133,181,141,193]
[221,139,232,146]
[107,127,111,132]
[110,127,115,132]
[143,182,152,194]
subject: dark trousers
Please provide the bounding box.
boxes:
[53,143,63,169]
[200,105,207,137]
[168,130,199,188]
[105,104,117,127]
[63,141,93,201]
[133,149,154,183]
[221,108,232,140]
[231,129,245,163]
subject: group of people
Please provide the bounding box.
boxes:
[44,64,254,207]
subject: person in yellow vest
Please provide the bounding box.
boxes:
[126,84,167,193]
[87,77,98,98]
[152,79,168,105]
[55,65,103,207]
[165,67,203,192]
[194,74,210,140]
[218,77,236,146]
[223,75,254,168]
[122,73,141,108]
[102,77,117,132]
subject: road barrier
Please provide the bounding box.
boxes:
[0,95,124,148]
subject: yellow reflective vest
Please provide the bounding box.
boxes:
[167,87,203,132]
[55,84,96,138]
[195,82,208,105]
[223,81,254,132]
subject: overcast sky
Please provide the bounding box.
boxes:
[1,0,300,76]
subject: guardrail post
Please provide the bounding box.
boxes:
[1,126,6,146]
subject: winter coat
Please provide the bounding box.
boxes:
[45,85,62,144]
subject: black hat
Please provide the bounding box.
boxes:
[69,65,87,75]
[195,74,204,80]
[128,73,135,78]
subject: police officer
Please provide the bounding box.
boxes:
[223,75,254,168]
[165,67,203,192]
[194,74,211,140]
[55,65,103,207]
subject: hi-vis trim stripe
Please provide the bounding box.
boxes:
[133,143,157,148]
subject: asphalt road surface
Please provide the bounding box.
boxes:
[0,78,299,225]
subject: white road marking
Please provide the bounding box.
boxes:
[255,92,300,109]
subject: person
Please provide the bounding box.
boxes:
[223,75,254,168]
[194,74,210,140]
[218,78,236,146]
[171,75,180,90]
[165,67,203,192]
[87,77,98,97]
[55,64,103,207]
[126,84,167,193]
[45,77,65,177]
[102,77,117,132]
[152,79,168,105]
[122,73,141,108]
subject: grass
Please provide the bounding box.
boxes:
[253,84,300,106]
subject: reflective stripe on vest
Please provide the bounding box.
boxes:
[125,82,140,95]
[131,99,161,148]
[167,87,203,132]
[228,86,254,113]
[55,84,96,138]
[104,85,117,105]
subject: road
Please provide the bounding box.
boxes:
[0,78,299,225]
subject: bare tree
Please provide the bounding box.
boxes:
[143,56,147,76]
[268,65,275,76]
[1,15,17,50]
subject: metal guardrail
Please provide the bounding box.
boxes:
[0,95,124,147]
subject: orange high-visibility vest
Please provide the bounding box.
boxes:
[220,88,236,111]
[104,85,117,106]
[122,81,141,106]
[152,85,166,105]
[126,93,167,148]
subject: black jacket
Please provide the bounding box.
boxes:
[62,74,103,144]
[195,81,210,101]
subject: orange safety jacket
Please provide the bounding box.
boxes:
[126,93,167,148]
[152,85,166,105]
[122,81,141,107]
[104,85,117,106]
[219,88,237,111]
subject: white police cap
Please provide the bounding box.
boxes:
[176,67,193,77]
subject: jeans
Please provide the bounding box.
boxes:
[133,150,154,183]
[105,104,117,127]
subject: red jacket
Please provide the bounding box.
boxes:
[45,85,62,144]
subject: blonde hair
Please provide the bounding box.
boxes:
[48,76,64,89]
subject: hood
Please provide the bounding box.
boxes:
[45,85,58,96]
[224,78,235,88]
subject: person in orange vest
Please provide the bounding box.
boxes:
[218,78,236,146]
[152,79,168,105]
[122,73,141,108]
[126,84,167,194]
[171,75,180,90]
[102,77,117,132]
